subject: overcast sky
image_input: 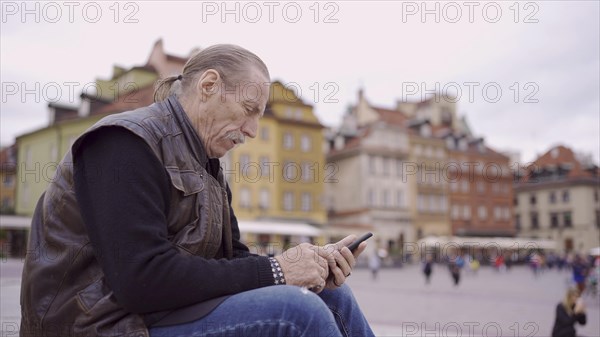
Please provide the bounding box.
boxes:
[1,1,598,164]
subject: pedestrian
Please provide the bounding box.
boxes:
[572,254,589,294]
[19,44,374,337]
[369,250,381,280]
[495,254,505,272]
[449,262,461,286]
[423,255,433,284]
[551,288,587,337]
[469,257,480,275]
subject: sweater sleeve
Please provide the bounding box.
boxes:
[73,126,274,314]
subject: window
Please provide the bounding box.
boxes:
[260,126,269,140]
[424,146,433,158]
[440,196,447,212]
[239,187,250,209]
[492,183,500,194]
[300,135,311,152]
[239,154,250,170]
[414,145,423,156]
[530,194,537,205]
[283,133,294,149]
[503,207,510,220]
[446,137,455,150]
[382,157,390,176]
[301,193,312,211]
[3,174,14,188]
[302,162,312,182]
[477,182,485,194]
[550,213,559,228]
[452,205,460,219]
[429,195,438,212]
[283,192,294,211]
[530,212,539,229]
[450,181,458,192]
[478,206,487,219]
[239,155,251,179]
[260,156,270,177]
[420,125,432,137]
[259,188,270,210]
[515,215,521,231]
[383,190,390,208]
[396,159,403,177]
[563,212,572,227]
[562,190,570,203]
[417,194,425,212]
[463,205,471,220]
[284,162,300,182]
[596,210,600,229]
[368,189,375,207]
[513,197,518,206]
[1,197,11,209]
[396,190,404,208]
[494,207,501,220]
[549,191,556,204]
[595,190,599,202]
[369,156,377,174]
[461,180,470,193]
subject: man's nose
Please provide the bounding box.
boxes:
[241,117,258,138]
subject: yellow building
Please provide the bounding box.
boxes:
[407,120,451,239]
[14,39,187,216]
[225,81,327,251]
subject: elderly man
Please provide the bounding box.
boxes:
[20,44,374,337]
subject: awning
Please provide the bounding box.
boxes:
[417,235,556,250]
[238,220,321,237]
[0,215,32,230]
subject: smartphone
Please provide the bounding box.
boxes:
[346,232,373,252]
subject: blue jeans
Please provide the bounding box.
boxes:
[149,284,375,337]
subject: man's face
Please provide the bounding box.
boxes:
[192,67,269,158]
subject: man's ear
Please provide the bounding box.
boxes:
[195,69,221,99]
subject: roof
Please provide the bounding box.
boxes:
[371,106,407,127]
[518,145,599,184]
[91,84,156,116]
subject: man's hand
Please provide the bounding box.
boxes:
[318,235,368,290]
[274,243,329,293]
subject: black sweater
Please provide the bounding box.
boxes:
[73,127,274,325]
[551,303,587,337]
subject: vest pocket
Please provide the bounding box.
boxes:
[165,167,205,196]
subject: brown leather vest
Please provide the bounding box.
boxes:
[20,96,233,337]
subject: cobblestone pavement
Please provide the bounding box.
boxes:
[2,258,599,336]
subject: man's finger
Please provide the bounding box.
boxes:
[334,235,357,251]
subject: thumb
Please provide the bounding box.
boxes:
[335,235,358,250]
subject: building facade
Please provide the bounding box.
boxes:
[326,90,413,256]
[0,145,17,214]
[515,145,600,254]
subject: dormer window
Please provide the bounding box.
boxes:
[441,108,452,126]
[478,142,486,153]
[420,124,432,137]
[446,137,455,150]
[458,138,468,151]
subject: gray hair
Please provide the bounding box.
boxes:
[153,44,270,102]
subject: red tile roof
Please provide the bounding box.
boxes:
[520,145,598,183]
[91,84,156,116]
